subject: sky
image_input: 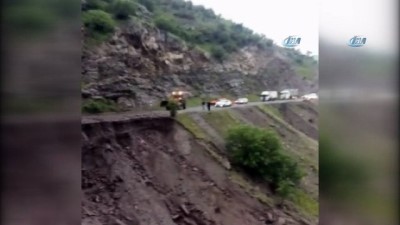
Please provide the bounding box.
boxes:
[188,0,319,55]
[188,0,398,55]
[320,0,398,55]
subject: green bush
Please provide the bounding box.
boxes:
[83,10,115,41]
[267,153,304,190]
[226,125,281,175]
[276,180,296,204]
[154,13,179,33]
[222,40,238,52]
[82,98,118,114]
[109,0,137,20]
[209,45,227,62]
[226,125,304,198]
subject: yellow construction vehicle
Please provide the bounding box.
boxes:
[160,91,187,110]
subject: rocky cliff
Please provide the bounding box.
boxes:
[81,0,318,109]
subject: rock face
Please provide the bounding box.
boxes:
[82,18,318,108]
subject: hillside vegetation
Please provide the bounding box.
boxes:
[81,0,318,110]
[83,0,314,62]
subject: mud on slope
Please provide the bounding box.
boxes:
[82,117,311,225]
[231,105,319,198]
[178,102,319,220]
[270,102,318,140]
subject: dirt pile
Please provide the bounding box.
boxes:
[82,103,318,225]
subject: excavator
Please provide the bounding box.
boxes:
[160,91,187,110]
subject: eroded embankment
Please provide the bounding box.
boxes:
[82,111,315,225]
[177,102,319,219]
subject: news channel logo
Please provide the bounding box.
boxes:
[348,35,367,47]
[282,35,301,48]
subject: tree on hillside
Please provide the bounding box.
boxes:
[83,9,116,41]
[210,45,227,62]
[154,13,179,33]
[226,125,305,202]
[110,0,137,20]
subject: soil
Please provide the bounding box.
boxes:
[272,102,318,140]
[82,116,311,225]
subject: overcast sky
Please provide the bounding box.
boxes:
[188,0,319,55]
[188,0,398,55]
[320,0,398,54]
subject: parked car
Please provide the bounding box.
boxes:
[234,98,249,104]
[215,99,233,107]
[302,93,318,100]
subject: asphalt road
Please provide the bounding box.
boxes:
[184,99,303,113]
[82,99,304,122]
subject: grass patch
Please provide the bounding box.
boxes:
[186,97,202,108]
[291,189,319,218]
[257,104,318,193]
[257,105,316,146]
[259,104,318,168]
[229,171,273,206]
[245,94,260,102]
[260,105,283,119]
[202,110,241,136]
[257,105,298,133]
[177,114,231,170]
[82,98,118,114]
[177,114,207,139]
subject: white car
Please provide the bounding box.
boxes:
[215,99,233,107]
[234,98,249,104]
[302,93,318,100]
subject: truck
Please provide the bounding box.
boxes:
[160,91,187,110]
[279,89,299,100]
[260,91,278,101]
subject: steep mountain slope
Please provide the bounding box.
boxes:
[81,0,318,109]
[82,102,319,225]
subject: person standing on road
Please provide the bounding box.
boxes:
[201,98,206,110]
[207,101,211,112]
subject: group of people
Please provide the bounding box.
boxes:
[201,99,212,111]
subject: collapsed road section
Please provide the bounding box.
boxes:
[82,102,318,225]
